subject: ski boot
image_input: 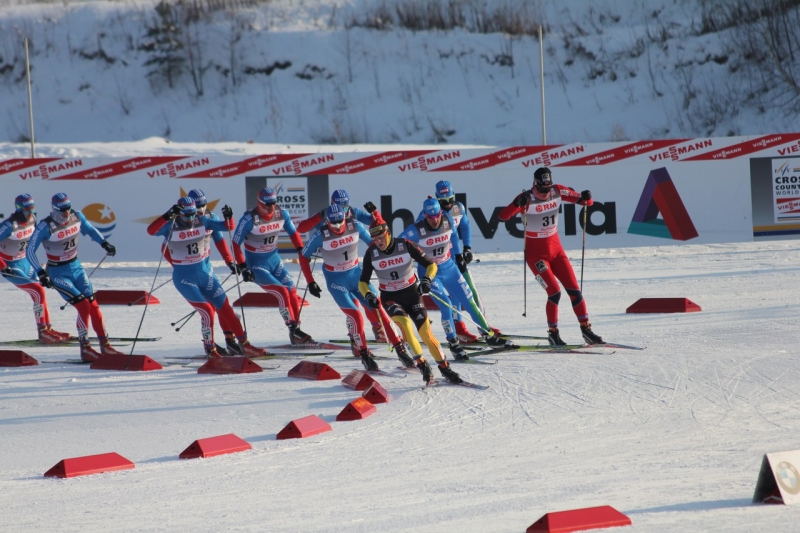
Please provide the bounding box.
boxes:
[225,334,244,355]
[448,338,469,361]
[79,340,102,363]
[372,323,388,343]
[205,344,222,358]
[394,342,415,368]
[489,326,502,337]
[241,340,269,358]
[580,323,604,345]
[289,322,313,345]
[438,361,463,384]
[349,335,359,357]
[38,326,66,344]
[483,332,512,347]
[215,343,229,356]
[455,320,480,344]
[360,348,380,371]
[100,340,126,356]
[548,328,567,346]
[416,357,433,384]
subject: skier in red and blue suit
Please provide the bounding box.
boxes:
[299,204,408,370]
[26,193,122,361]
[296,188,389,344]
[0,194,71,343]
[147,196,267,358]
[232,187,315,345]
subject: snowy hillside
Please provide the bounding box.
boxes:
[0,0,798,146]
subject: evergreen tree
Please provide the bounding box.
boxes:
[139,1,185,90]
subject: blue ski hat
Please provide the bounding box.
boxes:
[331,189,350,208]
[422,196,442,217]
[51,192,71,212]
[435,180,454,200]
[187,189,207,208]
[15,193,34,212]
[177,196,197,218]
[258,187,277,205]
[326,203,346,225]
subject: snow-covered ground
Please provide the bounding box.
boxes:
[2,241,799,532]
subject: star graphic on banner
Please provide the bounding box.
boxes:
[99,205,114,220]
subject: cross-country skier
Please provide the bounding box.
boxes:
[299,204,412,371]
[231,187,315,345]
[296,189,388,344]
[360,214,462,385]
[147,196,268,358]
[415,180,496,343]
[400,197,510,359]
[26,193,122,361]
[0,194,70,343]
[498,167,604,346]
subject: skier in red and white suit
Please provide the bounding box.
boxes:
[498,167,604,346]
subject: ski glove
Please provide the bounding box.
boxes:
[240,265,255,283]
[164,204,182,220]
[101,241,116,256]
[1,266,13,278]
[364,201,377,214]
[365,291,380,308]
[579,190,593,206]
[308,281,322,298]
[227,261,240,274]
[455,254,467,273]
[38,269,53,288]
[418,276,432,295]
[221,205,235,230]
[462,246,473,265]
[513,191,529,208]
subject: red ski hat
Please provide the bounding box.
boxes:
[369,213,389,237]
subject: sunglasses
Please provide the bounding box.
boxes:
[329,219,345,229]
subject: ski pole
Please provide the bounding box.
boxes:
[127,278,172,306]
[224,207,247,334]
[57,253,109,311]
[130,220,174,356]
[295,254,318,323]
[173,278,242,332]
[428,291,488,334]
[522,191,529,317]
[580,204,588,292]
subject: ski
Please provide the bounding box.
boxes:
[451,358,498,365]
[270,342,348,351]
[326,354,396,361]
[168,351,331,361]
[328,339,484,351]
[0,339,134,347]
[586,342,645,350]
[424,379,489,390]
[366,369,407,379]
[469,345,605,357]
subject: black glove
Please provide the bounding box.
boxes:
[308,281,322,298]
[365,291,379,308]
[38,269,53,288]
[241,265,255,283]
[363,201,377,214]
[227,262,239,274]
[513,192,529,207]
[163,204,182,220]
[462,246,473,265]
[455,254,467,273]
[580,190,592,204]
[418,276,432,295]
[221,205,234,220]
[101,241,116,256]
[1,266,13,278]
[296,247,304,254]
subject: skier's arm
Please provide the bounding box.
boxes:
[147,216,170,236]
[357,248,375,296]
[25,221,51,273]
[555,184,581,204]
[456,202,472,247]
[352,207,373,226]
[356,222,373,244]
[282,210,304,250]
[498,191,529,221]
[405,239,438,280]
[296,210,324,234]
[77,211,106,245]
[299,231,322,284]
[0,219,13,241]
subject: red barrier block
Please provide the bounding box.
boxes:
[287,361,341,381]
[93,290,160,306]
[179,433,252,459]
[336,397,378,421]
[342,370,377,391]
[626,297,702,314]
[232,292,309,308]
[363,382,390,404]
[90,354,163,371]
[276,414,332,440]
[0,349,38,367]
[197,356,263,374]
[43,452,135,479]
[526,505,631,533]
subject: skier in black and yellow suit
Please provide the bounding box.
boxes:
[359,213,462,385]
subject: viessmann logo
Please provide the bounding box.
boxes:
[627,167,698,241]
